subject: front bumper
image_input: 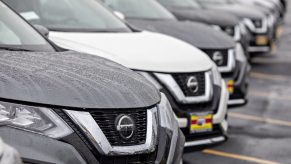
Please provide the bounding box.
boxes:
[0,127,88,164]
[248,25,275,53]
[224,61,250,107]
[0,125,183,164]
[248,33,272,53]
[176,80,229,147]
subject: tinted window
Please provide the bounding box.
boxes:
[103,0,176,20]
[0,2,54,51]
[158,0,200,8]
[3,0,131,32]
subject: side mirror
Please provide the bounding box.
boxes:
[34,25,49,37]
[113,11,125,20]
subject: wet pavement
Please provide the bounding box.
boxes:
[183,1,291,164]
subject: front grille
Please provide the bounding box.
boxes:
[90,109,147,146]
[202,49,228,67]
[172,72,205,97]
[99,151,157,164]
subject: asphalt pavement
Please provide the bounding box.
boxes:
[183,2,291,164]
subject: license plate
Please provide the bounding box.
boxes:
[276,26,283,39]
[256,36,268,45]
[190,113,213,133]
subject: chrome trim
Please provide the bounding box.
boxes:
[154,72,213,104]
[228,99,246,105]
[65,107,158,156]
[267,14,276,27]
[184,136,226,147]
[234,25,241,41]
[248,46,270,52]
[218,49,236,73]
[243,18,268,33]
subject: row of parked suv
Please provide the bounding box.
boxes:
[0,0,287,163]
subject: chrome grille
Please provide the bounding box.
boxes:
[203,49,229,67]
[90,109,147,146]
[172,72,206,97]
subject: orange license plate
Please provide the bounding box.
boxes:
[256,36,268,45]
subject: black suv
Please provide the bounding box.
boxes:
[103,0,249,106]
[194,0,277,54]
[0,2,184,164]
[157,0,251,57]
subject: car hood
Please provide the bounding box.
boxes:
[49,31,213,73]
[167,7,239,27]
[0,50,160,109]
[202,4,266,20]
[127,19,235,49]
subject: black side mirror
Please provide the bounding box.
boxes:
[34,25,49,37]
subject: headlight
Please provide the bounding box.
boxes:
[221,25,241,42]
[210,64,222,87]
[0,101,72,138]
[223,26,235,36]
[252,19,263,28]
[158,93,178,131]
[212,25,221,31]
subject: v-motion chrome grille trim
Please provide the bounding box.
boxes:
[243,18,268,33]
[154,72,213,104]
[218,49,236,73]
[65,107,158,156]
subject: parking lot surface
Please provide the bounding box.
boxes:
[184,1,291,164]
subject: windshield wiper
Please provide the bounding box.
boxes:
[0,46,32,52]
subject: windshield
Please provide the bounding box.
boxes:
[158,0,201,8]
[195,0,233,5]
[102,0,176,20]
[3,0,130,32]
[0,2,54,52]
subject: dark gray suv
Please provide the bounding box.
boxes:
[0,2,184,164]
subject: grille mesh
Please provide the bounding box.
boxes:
[172,72,205,97]
[99,151,157,164]
[90,109,147,146]
[203,49,229,67]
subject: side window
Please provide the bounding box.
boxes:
[0,22,21,44]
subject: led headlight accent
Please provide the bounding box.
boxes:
[210,64,222,87]
[0,101,72,138]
